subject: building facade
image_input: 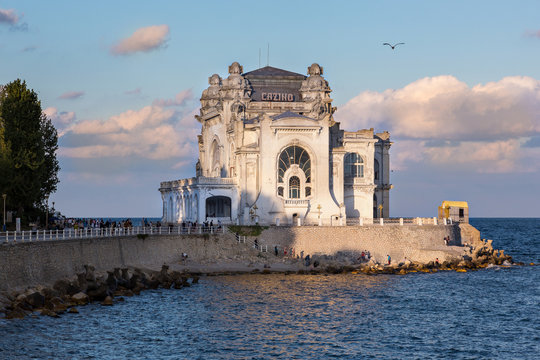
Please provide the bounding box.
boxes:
[159,62,391,225]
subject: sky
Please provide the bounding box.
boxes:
[1,0,539,218]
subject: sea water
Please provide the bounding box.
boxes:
[1,218,539,359]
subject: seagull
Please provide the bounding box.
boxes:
[383,42,405,50]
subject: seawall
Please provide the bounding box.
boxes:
[257,224,464,263]
[0,232,246,292]
[0,224,469,293]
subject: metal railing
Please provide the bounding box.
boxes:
[1,225,226,244]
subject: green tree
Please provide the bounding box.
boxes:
[0,79,60,222]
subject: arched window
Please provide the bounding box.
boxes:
[374,159,380,181]
[211,139,220,176]
[206,196,231,218]
[278,146,310,183]
[345,153,364,178]
[289,176,300,198]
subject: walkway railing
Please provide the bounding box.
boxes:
[0,225,226,244]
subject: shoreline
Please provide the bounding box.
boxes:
[3,250,533,320]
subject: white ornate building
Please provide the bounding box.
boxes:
[159,62,391,225]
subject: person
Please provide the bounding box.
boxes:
[444,236,448,246]
[274,245,278,256]
[387,254,391,265]
[182,252,188,263]
[300,250,304,260]
[360,251,366,261]
[254,238,259,249]
[435,258,440,265]
[305,254,311,267]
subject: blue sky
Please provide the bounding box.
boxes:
[1,1,539,217]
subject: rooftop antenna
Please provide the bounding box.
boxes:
[258,48,261,68]
[267,43,269,66]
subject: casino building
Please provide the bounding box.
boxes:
[159,62,392,225]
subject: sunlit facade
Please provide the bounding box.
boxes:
[159,62,391,225]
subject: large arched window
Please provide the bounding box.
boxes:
[345,153,364,178]
[289,176,300,198]
[278,146,311,183]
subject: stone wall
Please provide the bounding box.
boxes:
[0,224,469,293]
[0,232,244,292]
[256,224,463,264]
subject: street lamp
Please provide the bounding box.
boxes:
[45,195,49,229]
[2,194,6,231]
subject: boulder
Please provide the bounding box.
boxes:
[71,292,89,305]
[24,292,45,309]
[105,271,118,293]
[68,307,79,314]
[87,283,109,302]
[39,308,59,318]
[5,307,27,319]
[84,264,96,282]
[101,296,114,306]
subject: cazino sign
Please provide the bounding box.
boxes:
[261,92,294,102]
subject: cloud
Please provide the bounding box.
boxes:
[58,91,85,100]
[44,107,76,136]
[0,8,18,24]
[336,75,540,173]
[58,89,199,164]
[524,29,540,38]
[21,45,37,52]
[152,89,192,107]
[110,25,169,55]
[125,88,142,95]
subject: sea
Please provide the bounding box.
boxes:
[1,218,538,359]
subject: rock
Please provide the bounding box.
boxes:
[191,276,199,284]
[68,307,79,314]
[39,308,59,318]
[101,296,114,306]
[87,283,109,302]
[84,264,96,282]
[71,292,89,305]
[105,271,118,293]
[76,273,88,293]
[5,307,27,319]
[25,292,45,309]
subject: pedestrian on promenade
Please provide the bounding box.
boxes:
[387,254,391,265]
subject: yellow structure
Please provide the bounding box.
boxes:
[438,201,469,223]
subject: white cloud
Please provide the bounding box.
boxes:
[0,8,18,24]
[58,89,198,163]
[110,25,169,55]
[58,91,85,100]
[335,75,540,173]
[44,107,76,136]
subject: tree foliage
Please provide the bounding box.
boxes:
[0,79,60,219]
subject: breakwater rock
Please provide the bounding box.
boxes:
[1,264,198,320]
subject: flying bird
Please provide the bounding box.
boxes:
[383,42,405,50]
